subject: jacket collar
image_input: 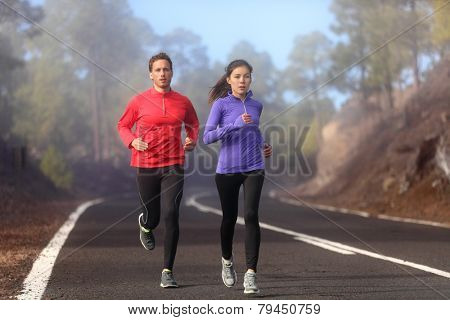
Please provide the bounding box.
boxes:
[149,86,173,96]
[227,90,253,101]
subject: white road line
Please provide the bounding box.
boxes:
[377,214,450,228]
[187,193,450,279]
[16,198,104,300]
[269,190,450,229]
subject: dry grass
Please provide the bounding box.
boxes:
[0,200,80,299]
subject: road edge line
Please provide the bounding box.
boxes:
[16,198,104,300]
[269,190,450,229]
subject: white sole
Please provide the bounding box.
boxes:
[244,289,260,294]
[222,272,237,288]
[160,283,179,288]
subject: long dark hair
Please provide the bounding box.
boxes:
[208,59,253,105]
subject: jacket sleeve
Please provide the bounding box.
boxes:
[117,97,138,149]
[184,99,199,143]
[203,100,244,145]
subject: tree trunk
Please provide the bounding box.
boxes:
[410,0,421,88]
[385,72,394,109]
[90,64,101,163]
[357,19,369,99]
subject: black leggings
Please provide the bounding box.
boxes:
[136,165,184,270]
[215,170,265,272]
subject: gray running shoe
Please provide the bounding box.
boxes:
[221,257,237,287]
[243,271,260,294]
[139,213,155,250]
[160,270,178,288]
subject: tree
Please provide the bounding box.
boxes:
[396,0,433,89]
[160,28,214,122]
[17,0,157,163]
[364,1,412,109]
[284,31,335,144]
[160,28,209,78]
[285,31,333,102]
[431,0,450,57]
[330,0,430,103]
[330,0,373,98]
[0,0,42,140]
[13,44,87,156]
[40,145,73,190]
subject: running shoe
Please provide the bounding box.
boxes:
[139,213,155,250]
[160,270,178,288]
[243,271,260,294]
[221,257,237,287]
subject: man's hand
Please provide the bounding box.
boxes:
[183,137,196,151]
[263,143,272,158]
[131,137,148,151]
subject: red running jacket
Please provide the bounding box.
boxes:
[117,87,199,168]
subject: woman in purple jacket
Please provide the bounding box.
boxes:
[203,59,272,294]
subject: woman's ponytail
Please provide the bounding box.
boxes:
[208,74,230,105]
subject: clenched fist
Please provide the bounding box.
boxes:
[263,143,272,158]
[183,137,196,151]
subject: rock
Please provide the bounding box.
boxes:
[416,135,440,177]
[382,176,396,192]
[435,138,450,181]
[432,179,442,189]
[399,177,410,195]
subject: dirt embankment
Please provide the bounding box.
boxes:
[0,160,81,299]
[294,57,450,224]
[0,149,134,299]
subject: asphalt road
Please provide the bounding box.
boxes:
[42,181,450,300]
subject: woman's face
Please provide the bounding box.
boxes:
[227,66,252,99]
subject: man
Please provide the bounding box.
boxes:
[117,52,199,288]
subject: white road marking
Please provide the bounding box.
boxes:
[187,193,450,279]
[268,190,450,229]
[377,214,450,228]
[16,198,104,300]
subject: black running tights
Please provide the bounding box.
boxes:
[215,170,265,271]
[136,165,184,270]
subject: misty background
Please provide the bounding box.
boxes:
[0,0,449,195]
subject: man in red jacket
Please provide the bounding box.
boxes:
[117,52,199,288]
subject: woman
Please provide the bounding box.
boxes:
[203,59,272,294]
[117,52,199,288]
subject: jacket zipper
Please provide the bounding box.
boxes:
[241,93,248,114]
[162,94,166,116]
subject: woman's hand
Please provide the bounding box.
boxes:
[183,137,196,151]
[242,113,253,124]
[131,137,148,151]
[263,143,272,158]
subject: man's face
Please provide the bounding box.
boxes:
[150,59,173,91]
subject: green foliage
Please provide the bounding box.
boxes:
[329,0,373,93]
[285,31,333,100]
[330,0,433,99]
[40,145,73,190]
[302,116,319,157]
[432,0,450,55]
[364,2,408,88]
[0,0,42,139]
[2,0,449,179]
